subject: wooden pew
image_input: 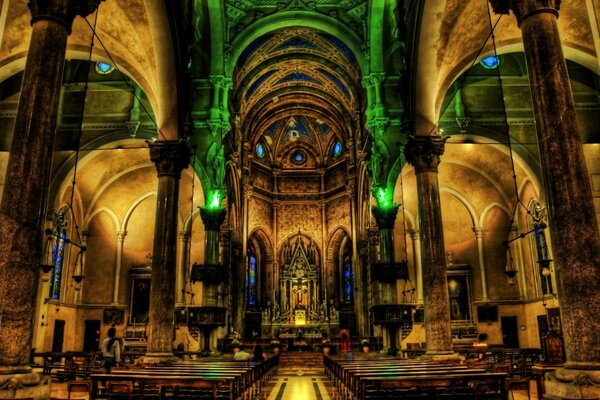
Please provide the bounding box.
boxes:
[359,371,508,400]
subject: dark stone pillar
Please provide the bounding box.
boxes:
[371,205,400,304]
[0,0,100,394]
[146,141,189,363]
[405,135,454,357]
[199,206,227,305]
[491,1,600,396]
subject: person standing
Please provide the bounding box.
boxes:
[102,327,121,372]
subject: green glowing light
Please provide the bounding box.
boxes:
[376,188,392,208]
[209,191,221,208]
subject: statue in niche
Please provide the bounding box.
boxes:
[369,140,389,188]
[206,142,225,188]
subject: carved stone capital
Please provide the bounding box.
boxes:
[178,230,191,242]
[116,230,127,242]
[29,0,102,33]
[149,140,190,177]
[489,0,560,24]
[404,135,448,173]
[362,73,386,88]
[366,117,390,137]
[209,75,232,90]
[199,206,227,231]
[409,228,420,241]
[372,205,400,230]
[472,227,484,238]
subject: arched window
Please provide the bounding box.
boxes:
[246,246,257,306]
[256,142,265,158]
[333,141,343,158]
[343,254,353,304]
[480,56,500,69]
[50,229,66,300]
[95,62,114,74]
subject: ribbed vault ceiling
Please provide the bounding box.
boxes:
[233,27,362,167]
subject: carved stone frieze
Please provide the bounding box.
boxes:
[278,203,322,246]
[326,197,350,232]
[224,0,367,42]
[248,197,273,236]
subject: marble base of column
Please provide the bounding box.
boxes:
[0,367,50,400]
[544,363,600,399]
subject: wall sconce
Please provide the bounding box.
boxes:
[72,249,86,290]
[40,232,55,282]
[40,314,48,327]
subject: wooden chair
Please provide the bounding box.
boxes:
[67,379,92,398]
[107,381,133,400]
[494,363,530,400]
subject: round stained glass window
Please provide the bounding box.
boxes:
[95,62,114,74]
[333,141,343,157]
[480,56,500,70]
[291,149,306,165]
[256,143,265,158]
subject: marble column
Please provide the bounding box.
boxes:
[491,2,600,396]
[472,227,489,302]
[404,135,454,357]
[409,229,424,306]
[0,0,100,393]
[176,231,190,307]
[145,141,190,363]
[112,231,127,305]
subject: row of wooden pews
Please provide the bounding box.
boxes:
[324,354,508,400]
[89,355,278,400]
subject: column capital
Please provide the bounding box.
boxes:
[29,0,103,34]
[178,230,191,241]
[219,228,232,244]
[371,204,400,230]
[116,230,127,242]
[149,140,190,177]
[489,0,560,24]
[409,228,420,241]
[404,135,448,173]
[472,226,484,238]
[199,206,227,231]
[209,75,233,90]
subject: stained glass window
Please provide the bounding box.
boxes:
[333,141,343,157]
[256,142,265,158]
[343,255,353,303]
[480,56,500,69]
[50,229,66,300]
[246,250,257,306]
[95,62,114,74]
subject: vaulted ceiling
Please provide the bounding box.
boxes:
[232,27,362,168]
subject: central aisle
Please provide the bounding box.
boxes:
[263,351,333,400]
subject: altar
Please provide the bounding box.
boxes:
[260,231,339,337]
